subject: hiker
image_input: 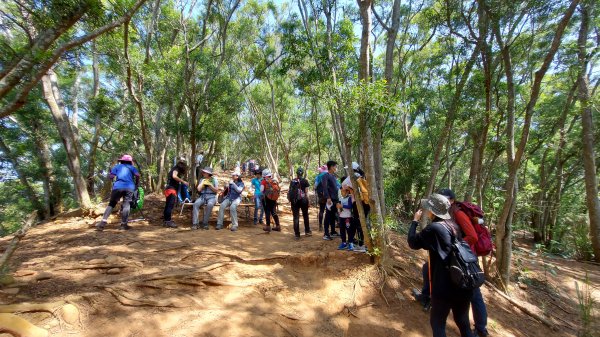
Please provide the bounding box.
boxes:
[192,167,218,230]
[251,169,264,225]
[322,160,340,240]
[314,165,328,231]
[289,167,311,240]
[242,161,247,175]
[346,162,369,253]
[337,177,355,250]
[260,169,281,232]
[162,158,190,228]
[408,194,475,337]
[413,188,479,312]
[195,151,205,185]
[439,189,489,337]
[96,154,141,231]
[216,168,245,231]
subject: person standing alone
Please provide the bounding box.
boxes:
[288,167,311,240]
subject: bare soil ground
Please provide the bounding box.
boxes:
[1,174,598,337]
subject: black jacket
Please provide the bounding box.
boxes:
[408,220,473,300]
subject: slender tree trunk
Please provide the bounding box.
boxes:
[87,39,101,197]
[30,118,62,215]
[41,69,92,210]
[0,137,45,218]
[577,1,600,262]
[494,0,579,284]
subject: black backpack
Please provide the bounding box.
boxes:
[287,179,305,204]
[315,177,327,204]
[443,222,485,290]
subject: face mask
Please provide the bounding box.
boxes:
[478,218,484,225]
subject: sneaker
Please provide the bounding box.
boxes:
[231,226,238,232]
[119,223,132,230]
[322,235,332,241]
[272,226,281,232]
[202,225,209,230]
[294,235,300,241]
[259,221,264,225]
[337,242,348,250]
[305,231,312,236]
[164,221,177,228]
[473,329,489,337]
[191,224,199,230]
[411,288,431,311]
[331,231,340,237]
[95,221,107,232]
[354,245,367,253]
[215,224,223,230]
[348,243,355,251]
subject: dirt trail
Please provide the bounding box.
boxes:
[0,174,598,337]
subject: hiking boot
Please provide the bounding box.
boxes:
[215,224,223,230]
[412,288,431,311]
[119,223,132,230]
[294,235,301,241]
[322,235,332,241]
[95,221,107,232]
[337,242,348,250]
[348,243,355,251]
[473,329,489,337]
[263,225,271,232]
[202,225,209,230]
[164,221,177,228]
[272,226,281,232]
[305,231,312,236]
[191,224,199,230]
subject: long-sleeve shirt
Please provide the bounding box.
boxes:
[407,220,473,300]
[451,205,478,253]
[227,180,245,200]
[322,172,339,201]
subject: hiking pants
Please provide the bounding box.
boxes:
[318,202,326,229]
[254,194,264,224]
[471,287,488,335]
[422,262,431,298]
[193,194,217,226]
[323,199,338,236]
[107,189,133,224]
[291,199,310,236]
[217,197,241,229]
[352,203,370,246]
[339,216,355,243]
[264,198,280,229]
[430,295,474,337]
[164,194,177,221]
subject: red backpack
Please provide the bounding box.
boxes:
[263,178,280,201]
[455,201,493,256]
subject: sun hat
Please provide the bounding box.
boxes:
[232,167,241,176]
[201,167,214,175]
[342,176,353,189]
[262,168,272,178]
[420,193,452,220]
[119,154,133,162]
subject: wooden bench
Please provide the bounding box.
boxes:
[180,198,255,220]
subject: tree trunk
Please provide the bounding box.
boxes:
[41,69,92,210]
[0,137,45,218]
[87,39,102,197]
[30,118,62,216]
[577,1,600,262]
[494,0,579,284]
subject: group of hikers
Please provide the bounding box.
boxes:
[96,154,491,337]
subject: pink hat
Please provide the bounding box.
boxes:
[119,154,133,162]
[318,165,327,173]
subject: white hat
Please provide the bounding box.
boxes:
[232,167,241,176]
[342,176,353,189]
[262,168,272,178]
[352,162,360,170]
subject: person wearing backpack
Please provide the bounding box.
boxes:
[251,169,264,225]
[162,157,190,229]
[347,162,370,252]
[96,154,141,231]
[322,160,340,240]
[288,167,311,240]
[408,194,475,337]
[337,177,356,250]
[260,169,281,232]
[438,189,489,337]
[314,165,328,231]
[192,167,219,230]
[216,168,245,231]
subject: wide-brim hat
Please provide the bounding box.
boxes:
[201,167,213,175]
[119,154,133,162]
[262,168,272,178]
[421,193,452,220]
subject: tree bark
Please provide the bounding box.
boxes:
[87,39,102,197]
[577,1,600,262]
[41,69,92,210]
[494,0,579,284]
[30,118,62,216]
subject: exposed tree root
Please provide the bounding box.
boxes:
[0,301,66,313]
[0,313,48,337]
[151,245,190,253]
[55,264,129,271]
[104,287,190,308]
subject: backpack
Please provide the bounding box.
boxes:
[455,201,493,256]
[287,179,305,204]
[263,178,280,201]
[442,222,485,290]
